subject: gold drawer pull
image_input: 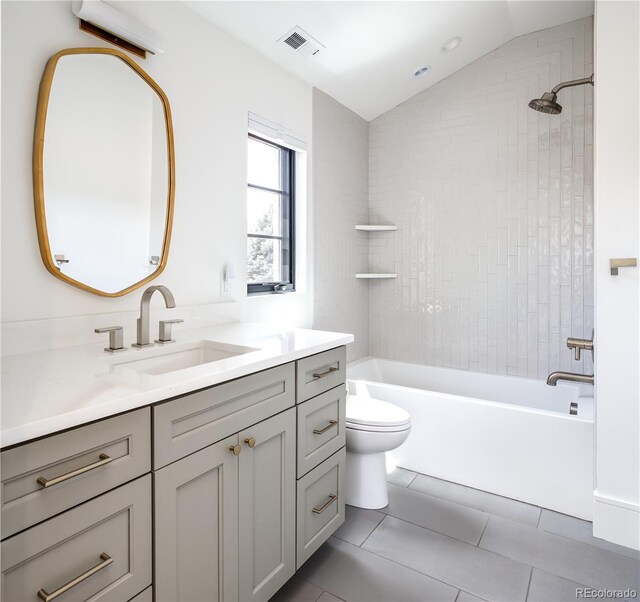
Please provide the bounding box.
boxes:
[244,437,256,448]
[312,494,337,514]
[229,444,241,456]
[37,454,112,488]
[313,420,338,435]
[37,552,113,602]
[312,366,338,379]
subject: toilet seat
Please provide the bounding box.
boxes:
[346,395,411,432]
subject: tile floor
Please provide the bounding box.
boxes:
[272,468,640,602]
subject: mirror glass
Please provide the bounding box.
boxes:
[36,50,173,295]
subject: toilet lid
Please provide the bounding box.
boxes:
[346,395,410,428]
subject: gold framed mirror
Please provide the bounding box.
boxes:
[33,47,175,297]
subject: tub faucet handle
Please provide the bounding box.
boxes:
[566,337,594,361]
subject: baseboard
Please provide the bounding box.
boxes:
[593,492,640,550]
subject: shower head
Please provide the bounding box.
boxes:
[528,74,594,115]
[528,92,562,115]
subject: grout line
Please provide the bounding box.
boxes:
[476,516,490,547]
[336,534,460,594]
[359,513,387,548]
[380,500,488,547]
[524,566,534,601]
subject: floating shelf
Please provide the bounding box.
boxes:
[355,225,398,231]
[355,273,397,279]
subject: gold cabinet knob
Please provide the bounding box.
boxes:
[229,444,241,456]
[244,437,256,448]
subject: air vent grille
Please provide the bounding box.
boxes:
[284,31,307,50]
[278,26,325,57]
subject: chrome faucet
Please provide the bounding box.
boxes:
[546,371,594,386]
[133,285,177,348]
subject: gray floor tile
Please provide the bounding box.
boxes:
[387,467,418,487]
[538,509,640,560]
[527,568,613,601]
[480,515,640,592]
[334,505,385,546]
[363,515,532,601]
[317,592,345,602]
[410,474,541,527]
[381,483,488,545]
[298,536,458,602]
[456,592,486,602]
[271,575,324,602]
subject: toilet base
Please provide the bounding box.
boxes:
[345,451,389,509]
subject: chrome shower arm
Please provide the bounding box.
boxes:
[551,74,594,94]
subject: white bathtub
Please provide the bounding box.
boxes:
[347,357,594,520]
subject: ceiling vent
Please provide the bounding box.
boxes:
[278,27,325,57]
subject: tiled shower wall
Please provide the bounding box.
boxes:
[313,89,370,361]
[368,18,594,378]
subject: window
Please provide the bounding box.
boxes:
[247,134,295,294]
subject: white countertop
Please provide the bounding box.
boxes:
[0,322,353,448]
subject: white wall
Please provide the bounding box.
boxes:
[367,18,594,379]
[312,89,369,361]
[1,1,313,335]
[593,0,640,550]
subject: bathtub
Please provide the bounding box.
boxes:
[347,357,594,520]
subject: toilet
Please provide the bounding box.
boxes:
[345,393,411,509]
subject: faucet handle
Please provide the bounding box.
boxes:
[566,337,594,361]
[156,319,183,344]
[94,326,127,353]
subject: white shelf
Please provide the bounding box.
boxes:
[355,273,397,279]
[355,225,398,231]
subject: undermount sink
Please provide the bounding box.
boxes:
[112,340,260,376]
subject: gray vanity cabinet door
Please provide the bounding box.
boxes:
[238,408,296,602]
[154,435,239,602]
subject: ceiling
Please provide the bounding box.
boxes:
[185,1,594,121]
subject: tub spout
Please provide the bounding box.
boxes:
[546,371,594,386]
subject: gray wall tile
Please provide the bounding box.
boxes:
[367,18,594,377]
[312,89,370,362]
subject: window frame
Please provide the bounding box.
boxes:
[246,133,296,295]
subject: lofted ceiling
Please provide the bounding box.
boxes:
[185,1,594,121]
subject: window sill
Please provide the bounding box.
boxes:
[247,289,301,298]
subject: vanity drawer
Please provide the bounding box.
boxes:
[297,385,346,477]
[154,362,295,468]
[1,475,152,602]
[1,407,150,538]
[296,347,346,403]
[296,448,346,568]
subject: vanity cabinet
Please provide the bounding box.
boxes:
[154,433,239,602]
[1,346,347,602]
[154,408,297,602]
[1,476,152,602]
